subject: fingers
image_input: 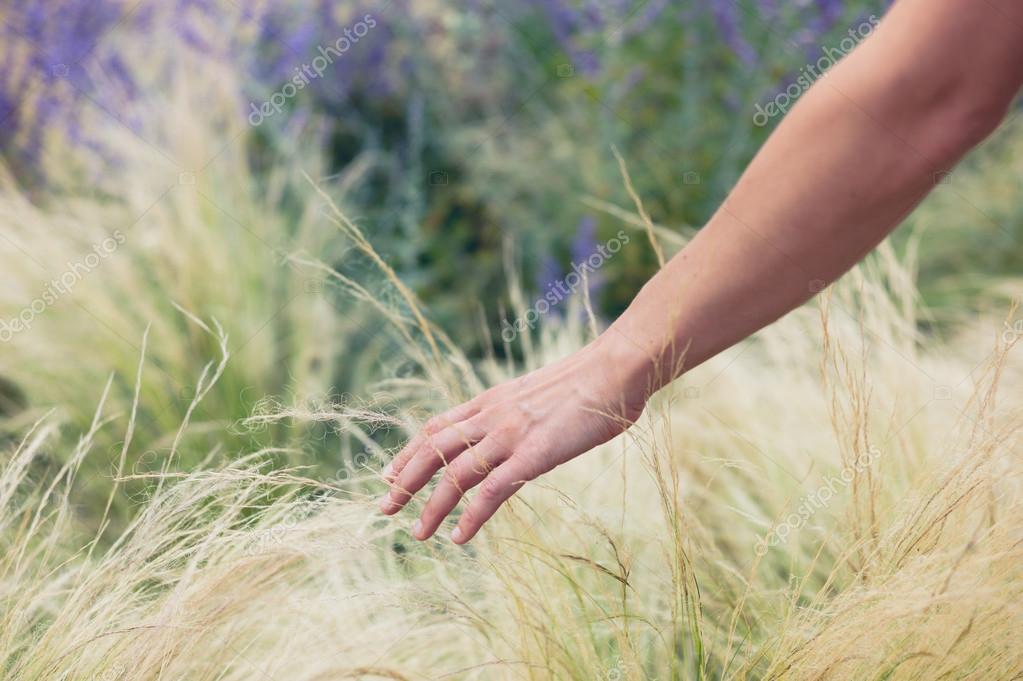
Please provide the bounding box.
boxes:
[380,415,486,514]
[451,457,533,545]
[413,437,510,540]
[383,401,480,483]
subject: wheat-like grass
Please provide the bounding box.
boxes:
[1,211,1020,679]
[1,36,1021,680]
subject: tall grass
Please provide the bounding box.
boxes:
[1,182,1020,677]
[0,58,396,528]
[2,19,1021,678]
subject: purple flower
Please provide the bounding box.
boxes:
[0,0,129,175]
[570,215,605,302]
[535,253,564,313]
[0,0,416,180]
[618,0,671,39]
[570,215,598,265]
[526,0,616,76]
[708,0,758,66]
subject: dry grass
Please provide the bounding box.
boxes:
[1,192,1020,679]
[1,45,1021,680]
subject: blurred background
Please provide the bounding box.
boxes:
[2,0,907,321]
[0,0,1020,526]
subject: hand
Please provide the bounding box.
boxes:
[379,334,650,544]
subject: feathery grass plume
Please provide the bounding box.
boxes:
[612,145,665,268]
[3,75,1021,677]
[3,5,1022,678]
[0,59,379,524]
[2,199,1021,678]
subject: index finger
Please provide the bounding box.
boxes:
[382,401,480,482]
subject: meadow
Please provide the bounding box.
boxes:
[1,2,1021,679]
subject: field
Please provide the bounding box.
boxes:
[1,2,1021,679]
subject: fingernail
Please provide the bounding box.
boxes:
[382,462,393,480]
[412,519,423,539]
[450,527,463,544]
[378,495,392,513]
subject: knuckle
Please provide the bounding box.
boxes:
[423,416,446,434]
[479,385,505,404]
[394,470,420,493]
[477,477,504,501]
[464,412,489,430]
[441,467,465,488]
[421,434,439,453]
[394,447,416,467]
[468,456,493,476]
[520,432,548,455]
[394,470,416,489]
[425,444,452,466]
[420,432,446,454]
[488,424,518,446]
[459,505,480,529]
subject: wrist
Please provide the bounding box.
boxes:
[591,324,668,407]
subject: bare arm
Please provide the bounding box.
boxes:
[381,0,1023,543]
[606,0,1023,385]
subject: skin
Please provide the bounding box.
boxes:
[380,0,1023,544]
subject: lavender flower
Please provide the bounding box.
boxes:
[535,253,565,315]
[0,0,226,179]
[526,0,613,76]
[0,0,128,170]
[708,0,758,66]
[534,215,605,318]
[570,215,605,302]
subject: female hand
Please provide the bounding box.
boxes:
[379,334,650,544]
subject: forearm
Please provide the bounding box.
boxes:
[386,0,1023,542]
[603,0,1023,394]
